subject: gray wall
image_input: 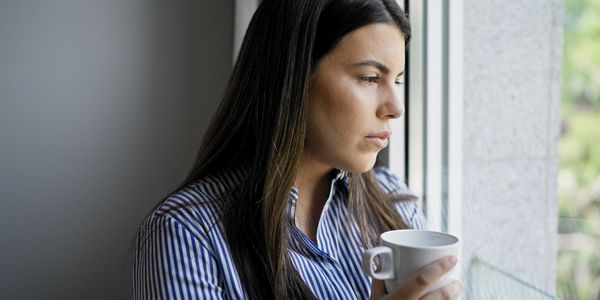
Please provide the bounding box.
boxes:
[0,1,233,298]
[461,0,562,297]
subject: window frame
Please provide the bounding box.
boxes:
[390,0,463,236]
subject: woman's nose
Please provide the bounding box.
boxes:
[378,84,404,119]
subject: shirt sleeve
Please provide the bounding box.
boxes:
[132,215,226,300]
[373,166,428,230]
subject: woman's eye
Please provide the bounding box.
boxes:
[360,76,379,84]
[360,76,404,86]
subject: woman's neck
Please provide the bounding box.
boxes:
[293,157,335,242]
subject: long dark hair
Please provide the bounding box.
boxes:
[134,0,413,298]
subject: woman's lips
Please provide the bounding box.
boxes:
[366,137,389,148]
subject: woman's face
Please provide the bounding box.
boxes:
[305,22,406,173]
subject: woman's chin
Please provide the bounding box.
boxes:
[347,157,378,173]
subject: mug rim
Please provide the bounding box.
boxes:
[380,229,459,249]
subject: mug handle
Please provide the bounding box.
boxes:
[361,246,394,280]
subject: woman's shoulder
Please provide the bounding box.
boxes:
[372,166,426,229]
[147,166,248,235]
[372,165,412,196]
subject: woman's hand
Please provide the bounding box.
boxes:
[370,256,464,300]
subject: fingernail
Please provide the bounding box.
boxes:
[448,256,457,264]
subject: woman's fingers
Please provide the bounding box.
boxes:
[370,261,387,300]
[419,280,464,300]
[389,256,458,299]
[371,278,386,300]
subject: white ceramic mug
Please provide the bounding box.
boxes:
[361,229,460,294]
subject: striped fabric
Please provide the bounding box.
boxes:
[132,166,426,299]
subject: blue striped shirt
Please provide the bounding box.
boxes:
[132,166,426,299]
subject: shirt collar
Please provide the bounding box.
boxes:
[288,168,348,204]
[287,168,348,261]
[334,168,349,182]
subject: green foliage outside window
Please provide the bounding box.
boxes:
[559,0,600,298]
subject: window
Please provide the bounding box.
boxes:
[390,0,561,298]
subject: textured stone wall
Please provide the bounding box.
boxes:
[461,0,562,297]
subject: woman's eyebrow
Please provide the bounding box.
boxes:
[352,60,404,77]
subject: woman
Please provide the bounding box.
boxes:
[132,0,463,299]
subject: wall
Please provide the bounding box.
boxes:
[461,0,562,297]
[0,1,233,298]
